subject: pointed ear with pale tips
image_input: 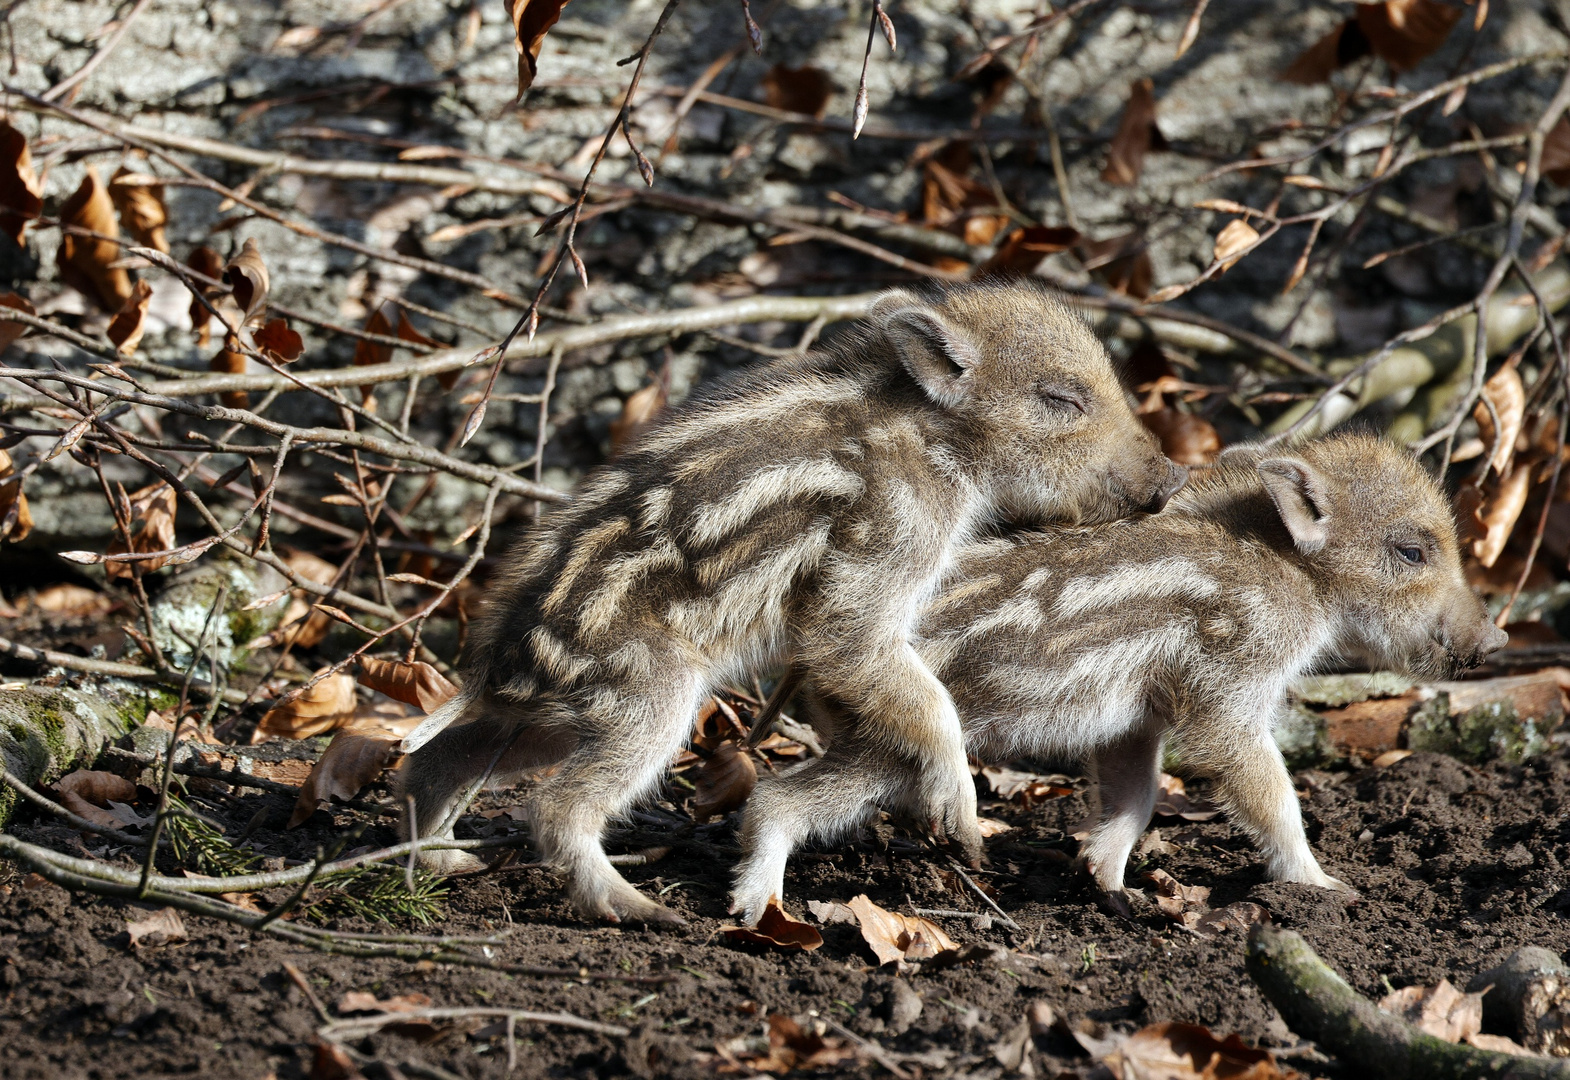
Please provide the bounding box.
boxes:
[1258,456,1331,553]
[870,291,980,409]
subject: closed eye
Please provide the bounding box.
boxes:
[1040,389,1087,414]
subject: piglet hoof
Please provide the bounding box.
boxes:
[591,887,687,929]
[417,848,486,875]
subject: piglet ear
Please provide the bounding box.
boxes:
[874,294,980,409]
[1257,456,1331,553]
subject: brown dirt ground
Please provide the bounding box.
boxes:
[1,740,1567,1080]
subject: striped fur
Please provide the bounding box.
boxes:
[731,433,1505,921]
[398,281,1184,925]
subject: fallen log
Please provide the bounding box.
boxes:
[1246,924,1570,1080]
[1468,948,1570,1058]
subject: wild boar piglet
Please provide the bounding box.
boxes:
[730,433,1504,920]
[398,281,1183,925]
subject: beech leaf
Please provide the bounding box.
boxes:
[720,900,824,951]
[0,120,42,246]
[256,672,360,741]
[760,64,834,119]
[254,317,304,363]
[505,0,570,97]
[223,237,270,325]
[106,279,155,356]
[689,741,757,822]
[355,656,459,713]
[109,166,170,254]
[57,167,133,311]
[847,893,958,966]
[104,482,177,580]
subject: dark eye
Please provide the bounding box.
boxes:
[1396,544,1425,565]
[1040,389,1087,415]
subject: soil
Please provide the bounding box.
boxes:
[1,743,1566,1080]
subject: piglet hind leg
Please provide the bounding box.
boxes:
[527,678,706,927]
[731,749,895,924]
[1193,720,1346,891]
[1079,721,1164,894]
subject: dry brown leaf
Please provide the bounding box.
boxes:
[806,899,858,925]
[847,893,958,966]
[975,225,1080,279]
[690,741,757,822]
[1213,218,1261,273]
[760,64,834,119]
[1281,20,1370,84]
[976,816,1013,837]
[352,306,394,404]
[125,907,187,949]
[1101,1021,1296,1080]
[1102,78,1165,186]
[1154,773,1222,821]
[1141,406,1222,466]
[505,0,569,96]
[1079,231,1153,299]
[1473,365,1525,479]
[57,168,133,311]
[1358,0,1463,72]
[256,672,360,741]
[254,317,304,363]
[211,335,249,410]
[356,656,458,713]
[393,311,452,389]
[187,245,224,347]
[1145,868,1212,921]
[283,548,342,586]
[109,166,169,254]
[106,278,154,356]
[609,378,667,457]
[0,120,43,246]
[0,446,32,543]
[26,583,110,616]
[104,481,177,580]
[1189,901,1270,939]
[223,238,270,325]
[55,769,137,829]
[979,765,1074,807]
[720,900,824,951]
[1372,748,1414,767]
[1472,466,1533,568]
[0,291,35,355]
[1175,0,1210,59]
[1378,979,1484,1043]
[921,143,1008,245]
[734,1014,859,1073]
[337,991,432,1014]
[309,1039,366,1080]
[287,729,402,827]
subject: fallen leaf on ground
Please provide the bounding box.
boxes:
[255,672,360,741]
[109,167,169,253]
[1189,901,1270,939]
[1102,78,1165,186]
[104,481,177,579]
[993,1016,1033,1073]
[1078,231,1153,298]
[125,907,187,949]
[720,900,824,952]
[847,893,958,966]
[1154,774,1222,821]
[287,729,404,827]
[806,899,858,925]
[1145,868,1212,920]
[728,1014,858,1073]
[977,816,1013,837]
[57,167,133,311]
[1140,406,1222,465]
[186,246,224,346]
[106,279,154,356]
[0,290,35,354]
[356,657,458,713]
[1377,979,1484,1043]
[24,583,110,616]
[0,447,33,543]
[504,0,569,96]
[1372,748,1414,767]
[309,1040,365,1080]
[760,64,834,118]
[337,991,432,1014]
[54,769,137,829]
[980,764,1074,806]
[921,142,1009,247]
[1100,1021,1297,1080]
[690,741,757,822]
[254,317,304,363]
[609,378,667,457]
[0,120,42,245]
[1213,218,1260,273]
[1357,0,1463,72]
[223,238,270,325]
[1473,365,1525,478]
[976,225,1080,279]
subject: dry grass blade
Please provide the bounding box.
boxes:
[505,0,570,97]
[109,166,169,253]
[106,279,154,356]
[57,167,132,310]
[1175,0,1210,59]
[0,119,43,245]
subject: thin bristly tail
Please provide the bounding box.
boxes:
[401,691,473,754]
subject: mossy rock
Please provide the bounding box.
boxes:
[147,550,289,678]
[1406,691,1549,765]
[0,681,153,828]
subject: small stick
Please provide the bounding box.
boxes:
[283,961,332,1024]
[945,858,1022,932]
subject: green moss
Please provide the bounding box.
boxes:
[1407,692,1548,764]
[1274,703,1333,770]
